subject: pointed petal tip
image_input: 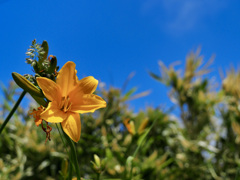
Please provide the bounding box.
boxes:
[70,94,107,114]
[71,135,80,143]
[57,61,78,96]
[62,113,81,142]
[70,76,98,95]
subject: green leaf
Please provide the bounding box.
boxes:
[123,87,137,101]
[148,71,162,82]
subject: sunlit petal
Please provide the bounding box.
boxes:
[70,94,106,114]
[56,61,78,96]
[69,76,98,97]
[40,101,68,123]
[37,77,62,103]
[61,112,81,142]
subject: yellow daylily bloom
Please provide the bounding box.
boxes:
[36,61,106,142]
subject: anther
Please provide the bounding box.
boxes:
[60,96,71,112]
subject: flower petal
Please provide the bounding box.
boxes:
[40,101,68,123]
[61,112,81,142]
[56,61,78,96]
[70,94,106,114]
[37,77,62,103]
[79,76,98,94]
[69,76,98,96]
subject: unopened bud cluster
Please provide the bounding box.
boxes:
[12,39,59,107]
[91,154,106,174]
[24,39,59,85]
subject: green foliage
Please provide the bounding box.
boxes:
[1,50,240,179]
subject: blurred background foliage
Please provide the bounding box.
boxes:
[1,51,240,180]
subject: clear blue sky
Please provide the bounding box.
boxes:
[0,0,240,111]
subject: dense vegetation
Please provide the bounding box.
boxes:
[1,51,240,180]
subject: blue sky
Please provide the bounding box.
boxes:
[0,0,240,111]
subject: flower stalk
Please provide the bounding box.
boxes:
[0,90,27,134]
[68,163,73,180]
[62,125,81,180]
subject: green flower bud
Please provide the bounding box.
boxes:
[39,40,49,63]
[61,159,68,177]
[91,154,103,174]
[32,60,40,73]
[12,72,43,97]
[26,58,33,64]
[94,154,101,167]
[48,56,57,74]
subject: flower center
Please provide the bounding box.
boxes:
[60,96,72,112]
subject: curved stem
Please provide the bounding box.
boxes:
[0,90,27,134]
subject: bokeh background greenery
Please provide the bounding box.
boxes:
[1,51,240,180]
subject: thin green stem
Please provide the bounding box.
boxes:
[61,126,81,180]
[0,90,27,134]
[56,124,76,180]
[96,173,100,180]
[235,164,240,180]
[56,124,69,155]
[68,162,73,180]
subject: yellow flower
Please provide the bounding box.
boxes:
[36,61,106,142]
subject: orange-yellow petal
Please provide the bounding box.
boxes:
[56,61,78,97]
[70,94,106,114]
[37,77,62,103]
[61,112,81,142]
[68,76,98,98]
[40,101,68,123]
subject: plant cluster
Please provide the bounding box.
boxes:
[1,42,240,179]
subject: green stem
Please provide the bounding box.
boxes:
[56,124,75,180]
[56,124,69,155]
[61,126,81,180]
[235,164,240,180]
[68,162,73,180]
[0,90,26,134]
[96,173,100,180]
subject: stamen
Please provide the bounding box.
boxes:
[60,96,72,112]
[59,96,66,110]
[29,106,45,126]
[41,121,52,144]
